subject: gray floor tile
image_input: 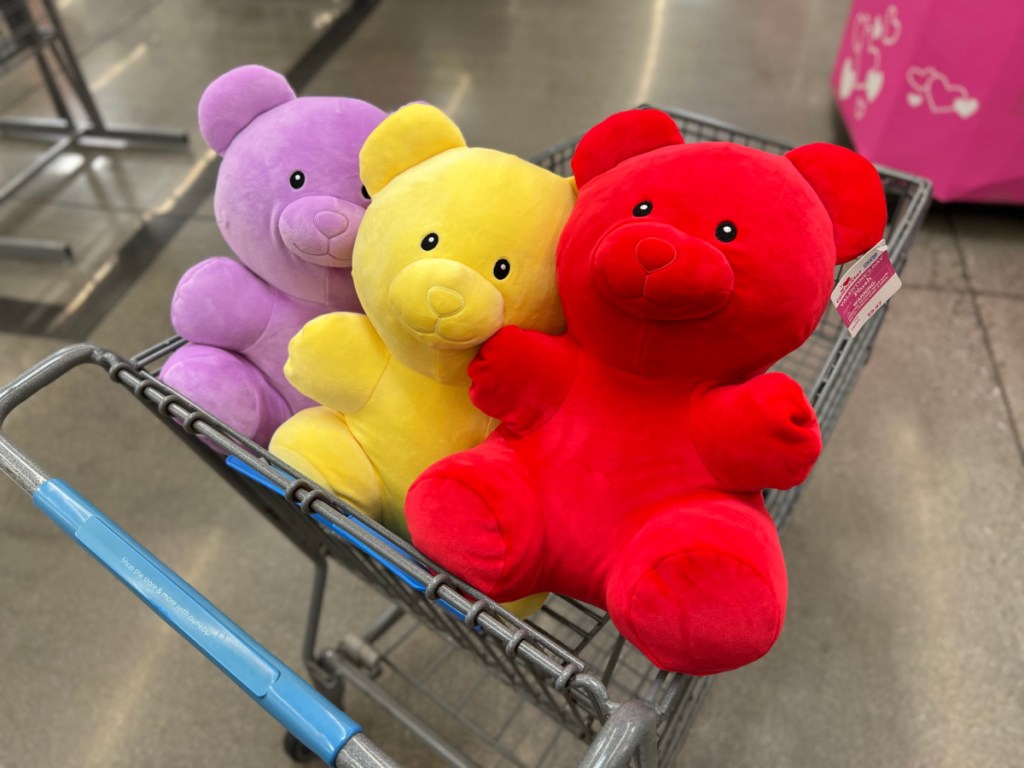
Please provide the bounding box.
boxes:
[0,0,163,116]
[56,0,163,60]
[0,138,65,192]
[0,62,44,117]
[3,0,349,212]
[976,295,1024,461]
[953,208,1024,297]
[302,0,851,158]
[196,190,215,219]
[899,210,968,293]
[0,200,141,305]
[11,147,210,215]
[0,331,66,385]
[680,289,1024,768]
[0,139,210,212]
[302,0,625,154]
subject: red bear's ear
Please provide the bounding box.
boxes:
[786,143,887,264]
[572,109,684,189]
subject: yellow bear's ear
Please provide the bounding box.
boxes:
[360,104,466,196]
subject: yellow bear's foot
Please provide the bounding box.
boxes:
[502,592,548,618]
[271,443,332,489]
[270,406,384,522]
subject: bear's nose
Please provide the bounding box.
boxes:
[313,210,350,239]
[427,286,465,318]
[635,237,677,272]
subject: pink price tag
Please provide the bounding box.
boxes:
[830,240,901,337]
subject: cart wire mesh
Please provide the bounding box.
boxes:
[118,106,931,767]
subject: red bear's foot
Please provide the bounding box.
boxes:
[406,441,542,601]
[605,498,787,676]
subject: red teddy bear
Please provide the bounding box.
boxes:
[406,109,886,675]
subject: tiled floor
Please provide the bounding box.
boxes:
[0,1,1021,766]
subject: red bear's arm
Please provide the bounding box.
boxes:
[468,326,579,435]
[691,372,823,491]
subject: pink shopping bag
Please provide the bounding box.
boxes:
[832,0,1024,204]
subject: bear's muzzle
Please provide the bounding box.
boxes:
[388,258,505,349]
[593,222,734,320]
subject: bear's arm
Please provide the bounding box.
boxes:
[284,312,390,414]
[468,326,579,435]
[171,257,276,351]
[690,372,823,491]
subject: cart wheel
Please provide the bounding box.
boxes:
[283,732,316,763]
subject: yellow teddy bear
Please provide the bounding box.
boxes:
[269,104,575,553]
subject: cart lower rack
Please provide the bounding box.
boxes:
[0,107,931,767]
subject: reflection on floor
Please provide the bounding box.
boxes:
[0,1,1021,767]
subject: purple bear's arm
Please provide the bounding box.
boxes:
[171,257,276,351]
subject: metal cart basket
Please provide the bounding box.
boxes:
[0,107,931,767]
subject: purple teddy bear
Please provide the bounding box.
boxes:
[161,65,386,446]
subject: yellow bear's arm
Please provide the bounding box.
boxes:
[284,312,390,414]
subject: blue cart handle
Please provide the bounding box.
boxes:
[33,478,371,766]
[0,346,397,767]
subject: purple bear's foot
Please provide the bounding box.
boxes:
[161,344,291,448]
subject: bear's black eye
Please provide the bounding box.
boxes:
[421,233,439,251]
[289,171,305,189]
[493,259,511,280]
[715,221,737,242]
[361,184,370,200]
[632,201,653,217]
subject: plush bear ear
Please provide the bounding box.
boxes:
[786,143,887,264]
[198,65,295,155]
[360,104,466,197]
[571,109,684,189]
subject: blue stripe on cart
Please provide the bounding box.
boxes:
[225,456,470,623]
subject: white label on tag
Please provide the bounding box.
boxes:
[830,239,901,337]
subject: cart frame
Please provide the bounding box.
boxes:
[0,106,931,767]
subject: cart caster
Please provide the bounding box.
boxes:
[283,731,317,763]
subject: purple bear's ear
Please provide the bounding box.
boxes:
[198,65,296,155]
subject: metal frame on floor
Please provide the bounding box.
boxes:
[0,0,187,261]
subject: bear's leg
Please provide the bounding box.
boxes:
[162,344,291,447]
[406,440,544,603]
[605,497,787,676]
[269,406,383,522]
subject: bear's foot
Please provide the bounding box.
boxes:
[269,407,384,525]
[162,344,291,448]
[605,498,787,676]
[406,441,542,601]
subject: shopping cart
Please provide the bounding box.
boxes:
[0,108,931,767]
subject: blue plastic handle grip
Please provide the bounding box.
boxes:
[32,478,361,765]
